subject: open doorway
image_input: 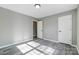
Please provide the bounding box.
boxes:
[33,21,37,39]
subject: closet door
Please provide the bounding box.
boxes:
[58,15,72,44]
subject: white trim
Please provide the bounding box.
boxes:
[43,38,79,53]
[0,39,32,49]
[43,38,59,43]
[32,20,38,22]
[43,38,77,47]
[76,46,79,54]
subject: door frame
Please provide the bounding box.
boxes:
[33,20,38,39]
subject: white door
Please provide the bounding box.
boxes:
[37,21,43,38]
[58,15,72,44]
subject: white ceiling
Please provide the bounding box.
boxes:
[0,4,78,18]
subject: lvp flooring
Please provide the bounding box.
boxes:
[0,38,78,55]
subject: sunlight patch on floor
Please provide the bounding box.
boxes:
[25,49,44,55]
[16,44,33,53]
[37,45,55,55]
[27,41,40,47]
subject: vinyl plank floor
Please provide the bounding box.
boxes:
[0,38,78,55]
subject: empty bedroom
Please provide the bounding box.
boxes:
[0,4,79,55]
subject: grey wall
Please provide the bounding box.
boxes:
[0,7,37,48]
[77,5,79,52]
[42,15,58,41]
[41,9,77,45]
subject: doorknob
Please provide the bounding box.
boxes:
[59,30,61,32]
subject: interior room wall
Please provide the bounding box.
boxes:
[40,9,77,45]
[77,5,79,52]
[0,7,37,48]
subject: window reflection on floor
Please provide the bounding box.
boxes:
[27,41,40,47]
[37,45,55,55]
[16,41,55,55]
[16,44,33,53]
[25,50,44,55]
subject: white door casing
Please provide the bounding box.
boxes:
[58,15,72,44]
[37,21,43,38]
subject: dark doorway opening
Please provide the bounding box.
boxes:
[33,21,37,39]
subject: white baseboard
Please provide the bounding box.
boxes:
[0,39,32,49]
[76,47,79,54]
[43,38,77,46]
[43,38,79,53]
[43,38,59,43]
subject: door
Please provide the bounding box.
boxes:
[37,21,43,38]
[58,15,72,44]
